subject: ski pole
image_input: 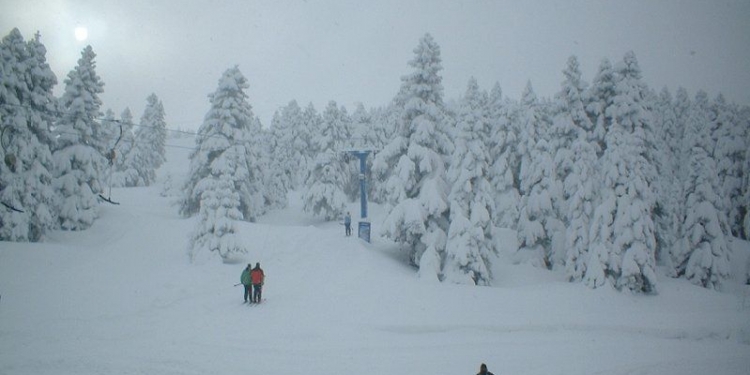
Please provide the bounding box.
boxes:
[234,283,242,287]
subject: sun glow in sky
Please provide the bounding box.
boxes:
[74,25,88,41]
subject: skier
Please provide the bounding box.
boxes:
[476,363,494,375]
[250,262,265,303]
[240,263,252,303]
[344,212,352,236]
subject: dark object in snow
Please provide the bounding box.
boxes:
[98,194,120,205]
[344,212,352,236]
[99,122,124,206]
[1,201,24,213]
[477,363,494,375]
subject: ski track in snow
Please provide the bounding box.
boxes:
[1,137,749,375]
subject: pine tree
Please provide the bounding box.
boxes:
[189,174,247,262]
[351,102,374,148]
[651,88,682,269]
[662,87,694,277]
[586,58,616,156]
[444,78,496,285]
[548,56,600,281]
[563,132,598,282]
[302,101,349,220]
[373,34,451,280]
[259,122,288,210]
[710,94,745,237]
[369,100,405,205]
[183,66,263,261]
[181,66,261,219]
[298,102,322,189]
[269,103,296,189]
[350,103,378,202]
[52,45,106,231]
[283,100,308,188]
[587,52,658,293]
[550,56,593,270]
[515,81,558,268]
[487,82,519,229]
[121,94,167,186]
[246,116,270,218]
[678,91,731,289]
[0,29,58,241]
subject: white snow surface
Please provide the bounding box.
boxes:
[1,137,749,375]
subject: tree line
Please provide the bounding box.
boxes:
[261,34,749,292]
[3,28,748,293]
[0,28,167,239]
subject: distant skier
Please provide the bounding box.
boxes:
[241,263,252,303]
[344,212,352,236]
[250,262,265,303]
[476,363,494,375]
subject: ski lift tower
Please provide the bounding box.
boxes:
[343,148,374,242]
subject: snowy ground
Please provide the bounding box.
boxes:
[1,137,749,375]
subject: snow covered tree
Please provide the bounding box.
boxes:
[586,52,658,293]
[563,131,598,282]
[269,102,299,189]
[181,66,263,262]
[351,102,374,148]
[651,88,683,268]
[515,81,559,268]
[487,82,519,229]
[586,58,616,156]
[369,100,406,204]
[270,100,329,193]
[302,101,349,220]
[372,33,451,280]
[710,94,745,237]
[189,174,247,262]
[297,102,322,188]
[444,78,496,285]
[675,91,731,289]
[181,66,261,217]
[661,88,694,273]
[52,45,106,231]
[259,121,288,210]
[119,94,167,187]
[0,29,58,241]
[550,56,593,270]
[544,56,600,281]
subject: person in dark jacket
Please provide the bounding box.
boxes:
[344,212,352,236]
[477,363,494,375]
[250,262,265,303]
[241,264,252,303]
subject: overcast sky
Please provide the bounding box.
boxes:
[2,0,749,131]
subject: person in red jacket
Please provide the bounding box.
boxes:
[250,262,265,303]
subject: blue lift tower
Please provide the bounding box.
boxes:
[345,150,373,242]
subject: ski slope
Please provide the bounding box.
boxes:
[1,137,749,375]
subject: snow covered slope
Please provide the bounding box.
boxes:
[1,137,748,375]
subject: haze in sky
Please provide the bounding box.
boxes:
[2,0,749,130]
